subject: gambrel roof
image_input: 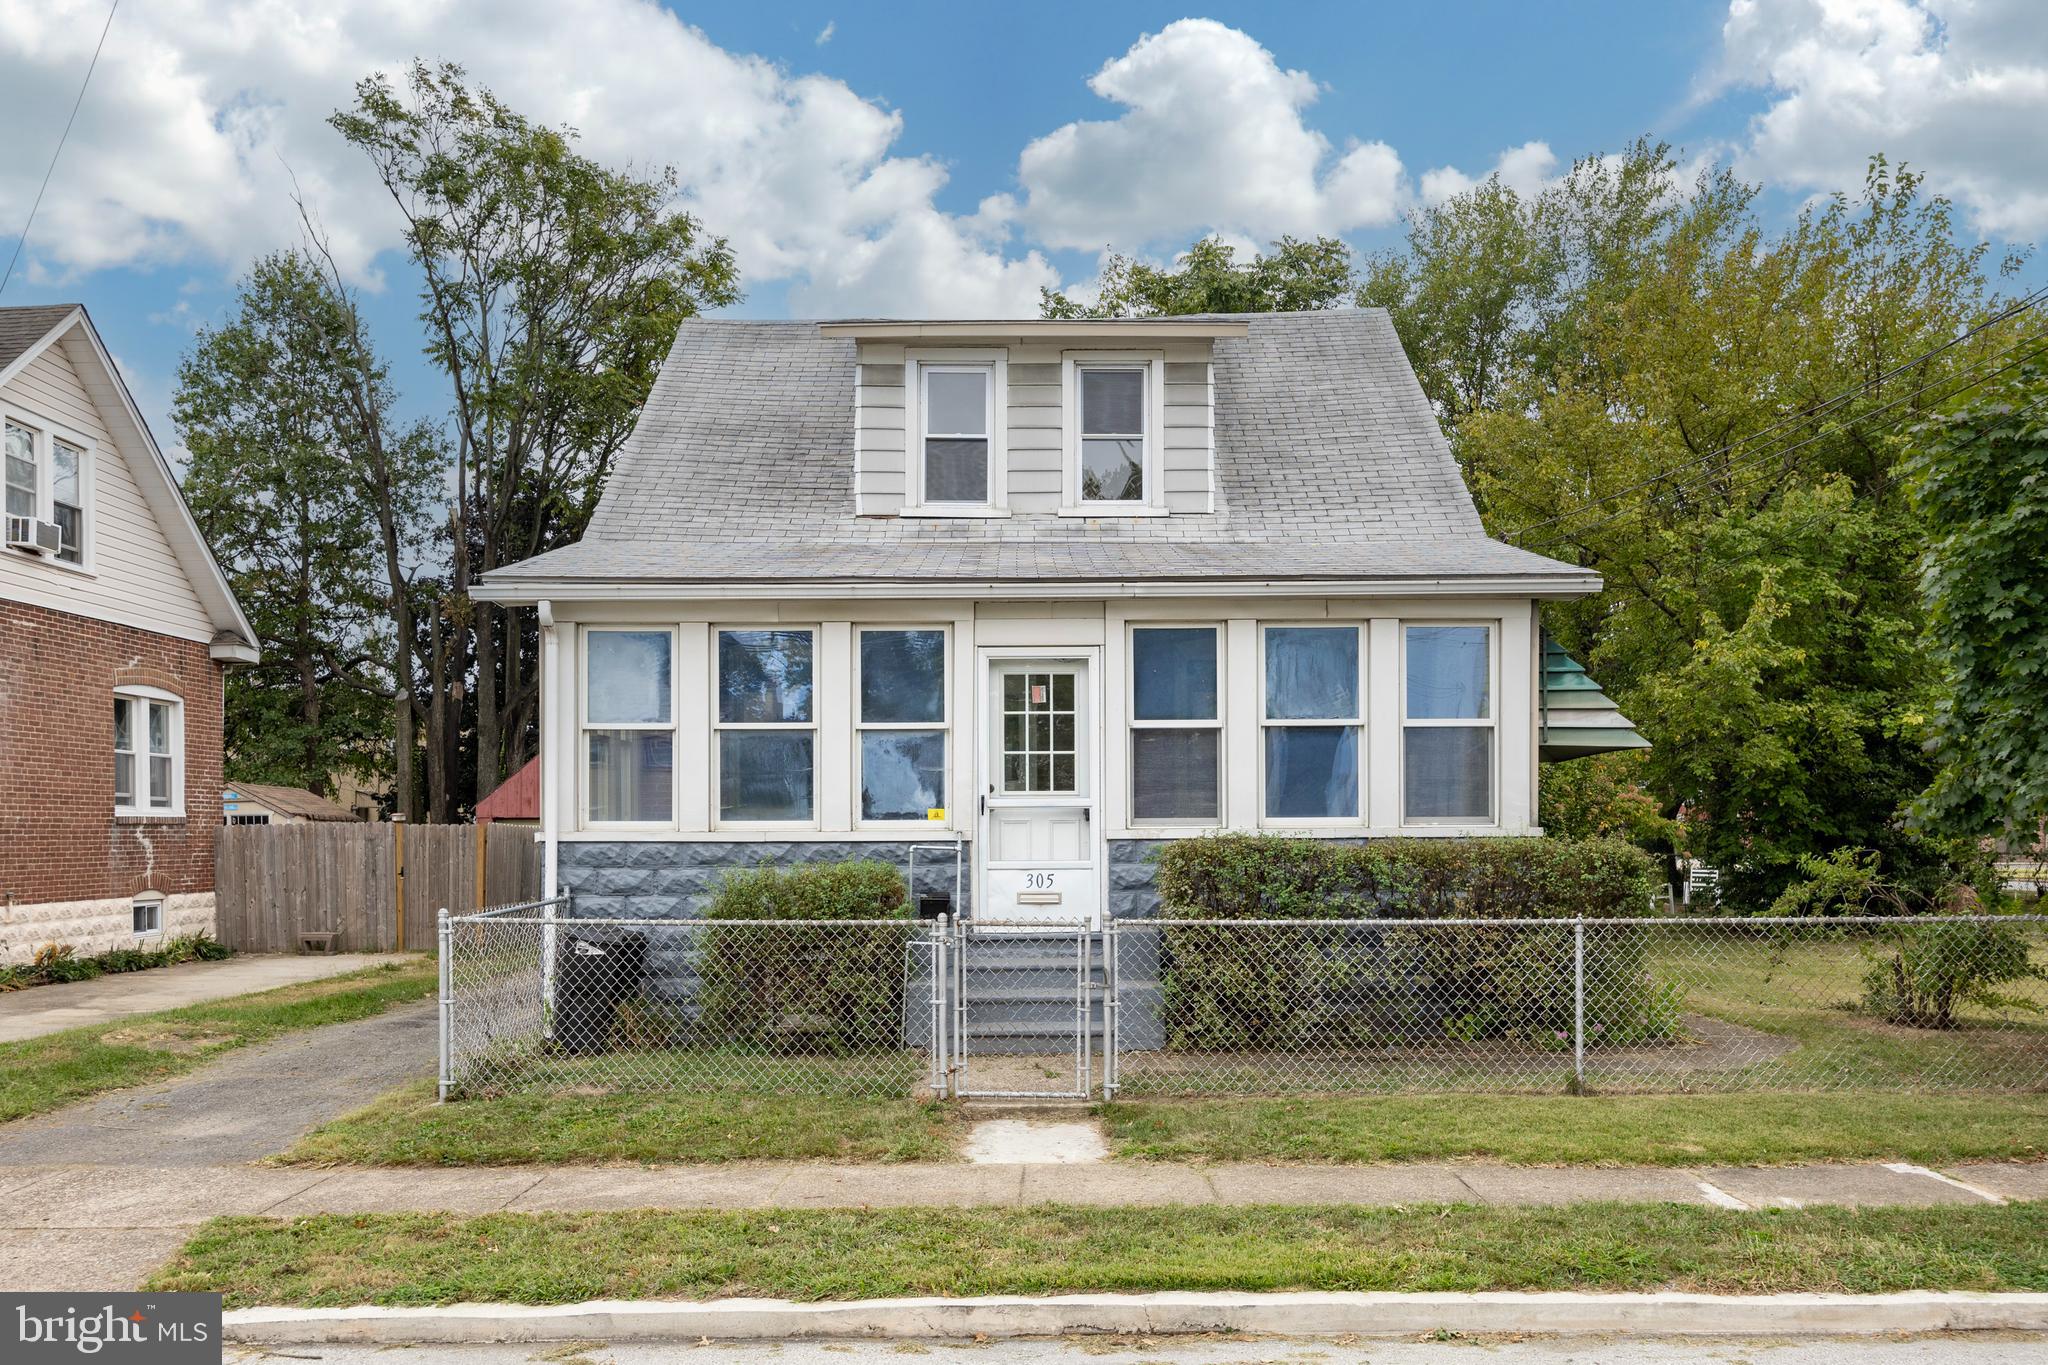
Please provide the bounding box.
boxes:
[476,309,1597,599]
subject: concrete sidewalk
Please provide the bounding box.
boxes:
[2,1157,2041,1291]
[0,952,417,1042]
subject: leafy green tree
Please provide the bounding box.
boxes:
[331,60,742,816]
[1538,751,1677,853]
[1042,235,1356,318]
[1905,365,2048,839]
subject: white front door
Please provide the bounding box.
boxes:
[979,655,1101,928]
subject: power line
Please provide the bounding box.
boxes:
[1503,284,2048,544]
[0,0,120,299]
[1515,329,2048,555]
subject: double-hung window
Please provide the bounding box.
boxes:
[857,628,947,823]
[1403,624,1495,823]
[1261,625,1362,821]
[1076,364,1149,504]
[584,629,675,824]
[916,364,995,507]
[1129,626,1221,824]
[113,688,181,815]
[717,628,816,822]
[5,417,87,565]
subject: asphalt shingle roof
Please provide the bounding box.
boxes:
[481,309,1591,588]
[0,304,80,374]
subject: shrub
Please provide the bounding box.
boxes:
[1861,918,2047,1029]
[0,933,233,992]
[694,861,915,1054]
[1150,835,1670,1050]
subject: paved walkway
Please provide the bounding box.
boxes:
[0,952,413,1042]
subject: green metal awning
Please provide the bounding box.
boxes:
[1541,633,1650,762]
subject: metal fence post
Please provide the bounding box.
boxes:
[1571,916,1586,1095]
[541,887,564,1039]
[932,912,949,1099]
[1103,919,1119,1100]
[436,907,452,1103]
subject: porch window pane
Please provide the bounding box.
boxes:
[719,630,813,723]
[586,631,672,725]
[720,731,815,821]
[1133,627,1217,720]
[861,630,944,722]
[1081,369,1143,433]
[1264,726,1358,819]
[1132,729,1219,822]
[926,370,987,434]
[1081,439,1143,502]
[1404,727,1492,820]
[924,438,988,503]
[861,730,945,821]
[588,730,674,822]
[1264,627,1359,719]
[1406,625,1490,719]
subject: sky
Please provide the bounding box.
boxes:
[0,0,2043,456]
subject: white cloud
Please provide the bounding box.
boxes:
[1011,19,1412,251]
[1712,0,2048,238]
[815,20,834,46]
[0,0,1056,316]
[1418,141,1560,205]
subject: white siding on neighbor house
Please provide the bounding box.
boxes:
[855,339,1215,516]
[0,336,214,643]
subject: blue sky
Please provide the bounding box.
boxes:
[0,1,2041,455]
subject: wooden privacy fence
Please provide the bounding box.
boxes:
[215,822,542,953]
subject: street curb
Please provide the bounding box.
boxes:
[225,1291,2048,1344]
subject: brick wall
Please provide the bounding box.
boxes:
[0,598,225,906]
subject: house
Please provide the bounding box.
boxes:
[474,310,1642,931]
[221,781,357,825]
[0,305,256,964]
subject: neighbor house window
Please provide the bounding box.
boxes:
[717,628,816,822]
[132,896,162,935]
[857,628,947,823]
[113,689,182,815]
[1077,365,1147,503]
[5,417,87,565]
[918,365,993,505]
[1403,624,1495,823]
[583,629,675,824]
[1129,626,1221,824]
[1261,625,1361,821]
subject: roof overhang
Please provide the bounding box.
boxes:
[474,572,1604,605]
[817,319,1249,341]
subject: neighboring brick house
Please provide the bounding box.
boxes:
[0,304,256,963]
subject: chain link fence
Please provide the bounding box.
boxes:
[438,899,946,1100]
[1111,915,2048,1097]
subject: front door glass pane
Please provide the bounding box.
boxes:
[1002,669,1078,793]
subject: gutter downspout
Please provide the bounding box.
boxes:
[538,599,559,902]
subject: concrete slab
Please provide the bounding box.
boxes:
[1701,1164,1982,1209]
[1451,1165,1711,1206]
[1943,1162,2048,1202]
[509,1165,796,1212]
[771,1164,1024,1208]
[4,1164,327,1228]
[263,1168,547,1216]
[0,953,418,1043]
[1018,1162,1213,1205]
[1204,1162,1476,1206]
[0,1228,188,1292]
[962,1119,1107,1164]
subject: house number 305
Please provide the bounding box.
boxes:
[1024,872,1055,889]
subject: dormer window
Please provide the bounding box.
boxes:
[906,352,1006,514]
[1063,352,1164,514]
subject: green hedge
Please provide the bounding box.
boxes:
[1151,836,1673,1051]
[694,861,916,1054]
[0,933,232,992]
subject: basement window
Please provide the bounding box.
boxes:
[132,895,162,936]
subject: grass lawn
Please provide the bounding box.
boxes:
[147,1201,2048,1307]
[1102,1093,2048,1166]
[281,1078,960,1165]
[0,958,436,1124]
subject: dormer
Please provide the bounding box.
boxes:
[822,318,1247,520]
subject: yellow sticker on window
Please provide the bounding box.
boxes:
[927,807,946,821]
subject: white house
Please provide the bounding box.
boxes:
[473,311,1627,928]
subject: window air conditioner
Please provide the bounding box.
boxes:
[4,516,61,554]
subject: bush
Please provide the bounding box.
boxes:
[1151,835,1670,1051]
[1861,918,2047,1029]
[694,861,915,1054]
[0,933,233,992]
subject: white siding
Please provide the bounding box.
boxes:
[0,338,213,641]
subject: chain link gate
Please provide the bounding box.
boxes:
[946,920,1100,1098]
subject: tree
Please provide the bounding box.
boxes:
[1042,235,1357,318]
[178,252,440,799]
[1905,364,2048,839]
[331,61,741,816]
